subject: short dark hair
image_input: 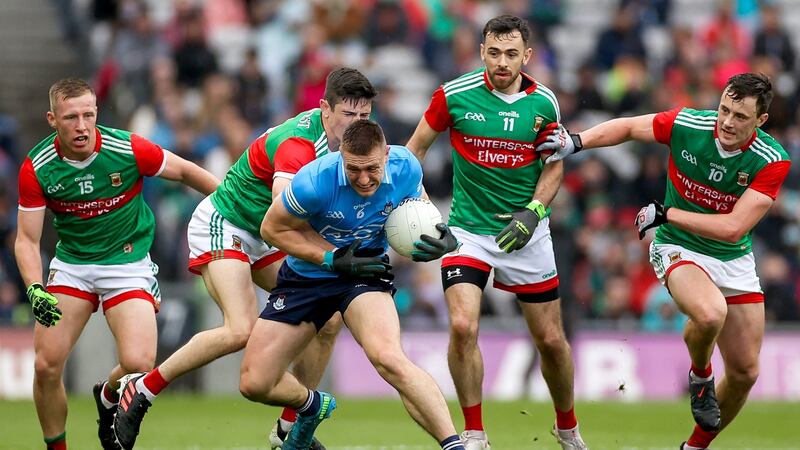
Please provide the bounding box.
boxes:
[341,120,385,156]
[724,73,773,116]
[323,68,377,109]
[49,78,95,112]
[483,15,531,46]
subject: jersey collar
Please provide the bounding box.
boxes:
[713,124,757,158]
[482,69,538,94]
[54,128,103,159]
[483,70,538,104]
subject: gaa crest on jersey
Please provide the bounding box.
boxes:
[381,201,393,216]
[123,242,133,253]
[737,171,750,186]
[109,172,122,187]
[231,235,243,251]
[668,251,682,263]
[533,116,544,132]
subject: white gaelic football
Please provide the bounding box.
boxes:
[384,198,443,257]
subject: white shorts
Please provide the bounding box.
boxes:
[187,196,285,275]
[649,242,763,304]
[46,255,160,313]
[442,218,559,294]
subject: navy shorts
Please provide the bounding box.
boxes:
[260,262,394,330]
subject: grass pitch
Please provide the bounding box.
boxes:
[1,396,798,449]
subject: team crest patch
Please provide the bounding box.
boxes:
[47,269,57,285]
[123,242,133,253]
[109,172,122,187]
[668,251,682,263]
[273,295,286,310]
[382,201,393,216]
[232,235,242,251]
[737,171,750,186]
[533,116,544,132]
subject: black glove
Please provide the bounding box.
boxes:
[27,283,62,327]
[411,223,460,262]
[321,238,390,277]
[494,200,546,253]
[635,200,670,240]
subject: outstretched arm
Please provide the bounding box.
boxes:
[537,114,661,163]
[578,114,659,149]
[159,150,220,195]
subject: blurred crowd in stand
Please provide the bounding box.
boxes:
[2,0,799,331]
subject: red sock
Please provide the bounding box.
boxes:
[555,406,578,430]
[281,407,297,422]
[143,367,170,395]
[462,403,483,431]
[691,362,713,379]
[103,382,119,403]
[687,424,718,448]
[45,432,66,450]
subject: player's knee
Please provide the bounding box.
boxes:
[691,305,726,333]
[367,347,409,383]
[534,331,570,358]
[34,354,64,382]
[119,351,155,374]
[449,315,479,346]
[727,362,759,388]
[225,320,255,351]
[239,370,273,401]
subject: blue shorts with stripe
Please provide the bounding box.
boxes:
[260,262,394,330]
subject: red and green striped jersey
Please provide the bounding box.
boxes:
[652,108,791,260]
[18,125,166,265]
[210,108,329,236]
[423,68,560,234]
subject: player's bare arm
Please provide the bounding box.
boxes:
[533,158,563,207]
[406,117,440,161]
[578,114,659,148]
[159,150,221,195]
[14,208,46,286]
[271,176,291,200]
[261,196,334,265]
[664,188,774,243]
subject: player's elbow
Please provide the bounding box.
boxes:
[719,222,748,243]
[260,222,275,243]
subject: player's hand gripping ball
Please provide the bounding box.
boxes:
[384,198,444,257]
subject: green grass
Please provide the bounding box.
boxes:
[2,396,798,449]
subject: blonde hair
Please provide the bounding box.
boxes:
[48,78,95,112]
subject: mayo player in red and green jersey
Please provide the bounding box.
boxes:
[537,73,791,450]
[15,78,219,450]
[407,15,586,450]
[111,68,376,450]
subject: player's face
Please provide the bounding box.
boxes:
[321,98,372,149]
[716,89,768,150]
[480,31,532,93]
[46,92,98,159]
[342,144,388,197]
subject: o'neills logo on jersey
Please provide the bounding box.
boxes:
[453,131,536,169]
[47,179,142,218]
[669,159,738,212]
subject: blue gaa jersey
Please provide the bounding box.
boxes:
[282,145,424,278]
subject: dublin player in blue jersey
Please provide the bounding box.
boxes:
[238,120,463,450]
